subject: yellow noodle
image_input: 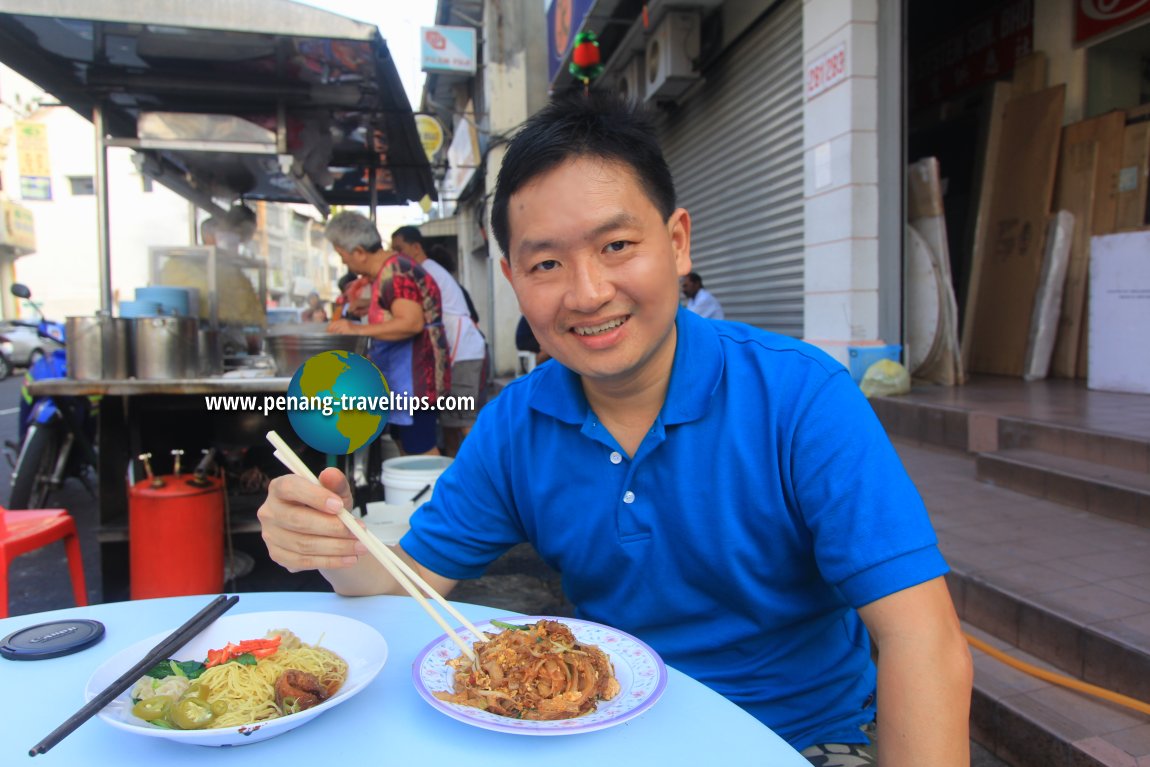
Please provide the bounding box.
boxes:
[197,646,349,728]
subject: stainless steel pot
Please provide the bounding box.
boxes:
[66,315,130,380]
[133,316,198,379]
[197,328,223,377]
[264,332,365,376]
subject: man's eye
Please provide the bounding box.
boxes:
[532,259,560,272]
[605,240,629,253]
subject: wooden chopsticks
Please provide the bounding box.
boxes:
[265,431,486,660]
[29,593,239,756]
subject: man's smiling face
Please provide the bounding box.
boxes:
[501,156,691,387]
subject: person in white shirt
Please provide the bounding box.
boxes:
[391,227,488,456]
[681,271,724,319]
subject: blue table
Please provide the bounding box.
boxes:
[0,592,809,765]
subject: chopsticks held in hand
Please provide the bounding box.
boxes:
[29,594,239,757]
[266,431,486,660]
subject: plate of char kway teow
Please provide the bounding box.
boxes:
[413,615,667,735]
[85,611,388,746]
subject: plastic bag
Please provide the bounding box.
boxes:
[859,359,910,398]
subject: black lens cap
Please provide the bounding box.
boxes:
[1,619,105,660]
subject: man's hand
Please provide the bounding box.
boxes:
[256,467,459,598]
[257,468,361,573]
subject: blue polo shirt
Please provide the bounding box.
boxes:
[402,308,947,750]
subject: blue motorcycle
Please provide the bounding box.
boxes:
[5,284,98,509]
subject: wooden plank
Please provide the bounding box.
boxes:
[960,81,1013,374]
[966,85,1065,377]
[1125,102,1150,123]
[1115,121,1150,231]
[1050,142,1099,378]
[1051,112,1126,379]
[1011,51,1048,96]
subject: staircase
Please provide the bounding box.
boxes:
[871,384,1150,767]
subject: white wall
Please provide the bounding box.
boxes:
[1035,0,1088,123]
[480,0,547,377]
[801,0,882,366]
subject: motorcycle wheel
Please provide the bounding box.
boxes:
[8,423,59,509]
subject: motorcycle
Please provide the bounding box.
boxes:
[0,336,13,380]
[5,283,98,509]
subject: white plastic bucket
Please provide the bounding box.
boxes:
[363,502,416,545]
[381,455,453,505]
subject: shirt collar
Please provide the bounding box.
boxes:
[528,308,723,426]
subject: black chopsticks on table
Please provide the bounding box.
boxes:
[28,594,240,757]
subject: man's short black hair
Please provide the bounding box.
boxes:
[686,272,703,287]
[392,225,423,246]
[491,91,676,258]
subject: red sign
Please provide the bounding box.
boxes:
[910,0,1033,110]
[1075,0,1150,45]
[807,43,847,99]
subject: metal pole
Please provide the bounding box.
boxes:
[93,103,113,313]
[368,163,378,223]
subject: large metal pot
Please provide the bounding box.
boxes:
[264,328,366,376]
[133,316,198,379]
[66,315,130,380]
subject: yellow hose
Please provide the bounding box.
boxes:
[965,632,1150,716]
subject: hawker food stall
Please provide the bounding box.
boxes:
[0,0,435,595]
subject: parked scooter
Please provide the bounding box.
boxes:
[0,336,13,380]
[4,284,98,509]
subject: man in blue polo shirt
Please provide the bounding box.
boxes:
[258,93,972,765]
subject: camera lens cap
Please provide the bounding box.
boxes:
[1,619,106,660]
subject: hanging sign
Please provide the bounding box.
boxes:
[1075,0,1150,45]
[415,114,445,161]
[421,26,477,75]
[15,121,52,201]
[547,0,596,83]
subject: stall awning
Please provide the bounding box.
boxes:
[0,0,436,212]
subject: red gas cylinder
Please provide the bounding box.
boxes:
[129,474,225,600]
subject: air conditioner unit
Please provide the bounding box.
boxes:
[615,55,646,104]
[645,11,700,103]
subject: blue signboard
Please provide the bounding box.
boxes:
[421,26,477,75]
[547,0,596,83]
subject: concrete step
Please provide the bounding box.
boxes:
[965,623,1150,767]
[949,569,1150,707]
[893,441,1150,754]
[976,448,1150,528]
[869,395,984,452]
[997,418,1150,476]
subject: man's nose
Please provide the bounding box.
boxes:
[564,259,613,312]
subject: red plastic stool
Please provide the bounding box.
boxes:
[1,506,88,619]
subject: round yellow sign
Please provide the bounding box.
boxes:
[415,114,444,161]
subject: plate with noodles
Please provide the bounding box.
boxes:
[85,611,387,747]
[412,615,667,735]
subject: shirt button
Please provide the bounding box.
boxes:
[609,451,622,464]
[623,491,635,504]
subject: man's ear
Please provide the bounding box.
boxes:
[500,257,513,284]
[668,208,692,277]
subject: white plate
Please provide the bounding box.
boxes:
[413,615,667,735]
[85,611,387,747]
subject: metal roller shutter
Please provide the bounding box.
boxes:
[658,0,804,335]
